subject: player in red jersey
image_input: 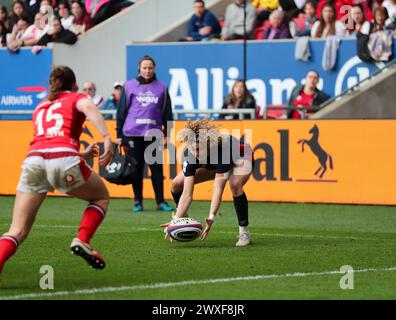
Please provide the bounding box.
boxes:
[0,66,114,275]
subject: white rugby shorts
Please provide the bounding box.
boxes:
[17,148,92,194]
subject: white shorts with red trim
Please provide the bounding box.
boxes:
[17,147,92,194]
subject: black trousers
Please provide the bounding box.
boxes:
[124,136,164,205]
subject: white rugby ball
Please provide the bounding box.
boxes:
[167,217,203,242]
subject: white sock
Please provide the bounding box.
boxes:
[239,226,249,235]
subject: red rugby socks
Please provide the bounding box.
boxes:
[77,204,106,244]
[0,235,19,273]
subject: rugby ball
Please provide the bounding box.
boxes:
[167,217,203,242]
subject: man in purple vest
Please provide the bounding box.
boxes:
[116,55,174,212]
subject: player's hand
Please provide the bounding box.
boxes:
[100,136,114,167]
[160,221,173,242]
[115,138,122,145]
[201,218,214,241]
[81,142,99,159]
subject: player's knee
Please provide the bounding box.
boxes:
[230,180,244,197]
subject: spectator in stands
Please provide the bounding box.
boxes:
[0,21,7,47]
[252,0,280,28]
[36,17,77,45]
[58,1,74,30]
[349,4,371,36]
[370,6,388,32]
[184,0,222,41]
[0,5,11,32]
[39,0,52,15]
[7,18,29,52]
[356,5,393,62]
[311,4,347,38]
[316,0,373,22]
[262,9,292,39]
[70,0,94,35]
[289,1,317,37]
[221,0,256,40]
[9,1,29,30]
[20,12,49,47]
[383,0,396,29]
[220,80,256,120]
[286,70,330,119]
[99,81,123,119]
[366,6,393,61]
[83,81,104,106]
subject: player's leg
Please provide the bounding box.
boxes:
[0,191,46,273]
[171,171,184,208]
[125,137,145,211]
[229,156,253,247]
[171,168,215,208]
[150,162,174,211]
[67,171,109,269]
[145,138,173,212]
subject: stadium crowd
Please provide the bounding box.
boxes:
[185,0,396,41]
[1,0,395,119]
[183,0,396,118]
[0,0,136,51]
[1,0,395,50]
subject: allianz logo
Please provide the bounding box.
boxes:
[168,56,378,110]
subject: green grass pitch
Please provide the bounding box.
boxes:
[0,196,395,300]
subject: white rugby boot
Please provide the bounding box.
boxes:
[236,233,252,247]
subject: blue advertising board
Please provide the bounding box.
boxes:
[127,39,395,111]
[0,48,52,119]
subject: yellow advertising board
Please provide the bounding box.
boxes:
[1,120,395,205]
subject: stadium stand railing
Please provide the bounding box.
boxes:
[173,109,256,120]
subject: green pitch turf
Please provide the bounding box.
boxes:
[0,196,395,300]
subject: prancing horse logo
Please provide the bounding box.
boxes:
[298,124,333,179]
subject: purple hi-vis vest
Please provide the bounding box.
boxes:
[122,79,166,137]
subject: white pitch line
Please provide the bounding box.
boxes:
[1,266,395,300]
[135,227,396,242]
[1,224,394,241]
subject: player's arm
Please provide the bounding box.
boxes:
[174,175,195,219]
[202,171,229,240]
[209,172,228,218]
[76,98,114,167]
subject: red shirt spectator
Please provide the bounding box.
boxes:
[70,0,94,35]
[287,70,330,119]
[291,91,315,118]
[316,0,373,21]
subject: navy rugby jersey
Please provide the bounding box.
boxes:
[182,135,244,177]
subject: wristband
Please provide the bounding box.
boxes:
[208,213,216,221]
[103,133,110,138]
